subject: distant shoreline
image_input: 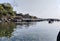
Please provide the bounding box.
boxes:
[0,18,60,24]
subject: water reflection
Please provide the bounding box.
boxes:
[0,22,36,38]
[15,22,36,26]
[15,22,37,29]
[10,34,39,41]
[0,22,59,41]
[0,22,16,37]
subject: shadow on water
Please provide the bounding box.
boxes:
[57,31,60,41]
[0,22,37,38]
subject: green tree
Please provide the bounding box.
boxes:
[0,3,16,19]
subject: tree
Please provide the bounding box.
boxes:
[0,3,16,20]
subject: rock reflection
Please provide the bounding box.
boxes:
[0,22,37,37]
[15,22,36,26]
[15,22,37,29]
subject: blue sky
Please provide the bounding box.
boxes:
[0,0,60,18]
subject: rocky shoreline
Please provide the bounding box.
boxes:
[0,3,60,24]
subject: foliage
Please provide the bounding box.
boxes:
[0,3,38,20]
[0,3,15,18]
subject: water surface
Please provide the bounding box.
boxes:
[0,22,60,41]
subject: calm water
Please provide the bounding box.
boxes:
[0,22,60,41]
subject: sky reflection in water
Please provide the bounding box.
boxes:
[0,22,60,41]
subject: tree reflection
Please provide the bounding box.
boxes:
[0,22,16,37]
[0,22,37,37]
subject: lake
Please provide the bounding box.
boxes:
[0,21,60,41]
